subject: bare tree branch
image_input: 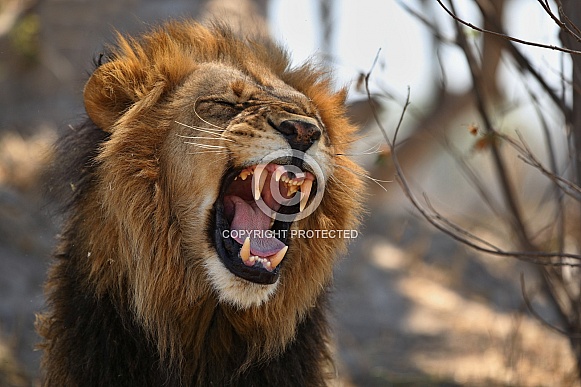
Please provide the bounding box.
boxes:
[435,0,581,55]
[536,0,581,44]
[521,274,581,338]
[501,132,581,201]
[363,68,581,266]
[449,0,533,249]
[394,0,581,377]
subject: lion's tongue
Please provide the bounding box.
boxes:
[226,195,286,257]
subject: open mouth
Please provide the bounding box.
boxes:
[212,162,316,284]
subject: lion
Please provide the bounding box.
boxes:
[37,20,363,386]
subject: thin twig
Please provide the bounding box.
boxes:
[449,0,533,250]
[555,0,581,37]
[363,61,581,266]
[501,132,581,200]
[474,2,573,117]
[439,137,502,218]
[521,274,581,337]
[517,71,564,251]
[396,1,454,44]
[536,0,581,44]
[435,0,581,55]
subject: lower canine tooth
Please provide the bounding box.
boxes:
[299,179,313,212]
[240,237,251,262]
[270,246,288,269]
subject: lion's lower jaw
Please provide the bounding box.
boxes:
[204,258,279,308]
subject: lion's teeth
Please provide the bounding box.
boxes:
[254,168,267,200]
[288,184,299,196]
[270,246,288,269]
[299,179,313,212]
[275,168,285,182]
[240,237,251,262]
[240,170,250,180]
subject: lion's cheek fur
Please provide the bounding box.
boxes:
[89,129,224,338]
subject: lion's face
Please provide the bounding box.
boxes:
[163,62,338,306]
[83,22,362,313]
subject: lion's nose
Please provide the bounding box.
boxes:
[275,120,322,152]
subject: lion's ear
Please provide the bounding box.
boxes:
[83,60,140,131]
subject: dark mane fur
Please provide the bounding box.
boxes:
[46,121,108,214]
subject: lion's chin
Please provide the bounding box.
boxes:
[204,256,279,308]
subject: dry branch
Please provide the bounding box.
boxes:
[436,0,581,55]
[390,0,581,378]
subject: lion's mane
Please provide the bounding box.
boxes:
[37,21,363,386]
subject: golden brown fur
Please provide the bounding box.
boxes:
[38,21,363,386]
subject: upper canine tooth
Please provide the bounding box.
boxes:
[240,237,251,262]
[299,179,313,212]
[270,245,288,269]
[275,168,285,182]
[254,168,267,200]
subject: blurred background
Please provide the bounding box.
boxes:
[1,0,580,385]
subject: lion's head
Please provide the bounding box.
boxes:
[61,21,363,364]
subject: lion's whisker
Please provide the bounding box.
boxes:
[355,142,383,154]
[175,121,225,137]
[177,134,234,142]
[186,151,228,155]
[336,143,384,156]
[175,120,223,131]
[336,164,390,192]
[183,142,227,149]
[328,174,359,197]
[330,132,374,146]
